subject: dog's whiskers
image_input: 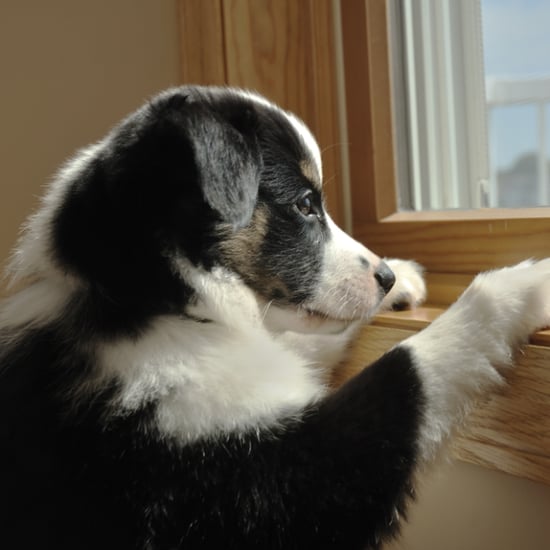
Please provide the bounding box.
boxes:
[320,141,349,155]
[260,300,274,323]
[322,174,337,188]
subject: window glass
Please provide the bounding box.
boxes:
[393,0,550,210]
[483,0,550,207]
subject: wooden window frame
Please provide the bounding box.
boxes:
[341,0,550,277]
[178,0,550,275]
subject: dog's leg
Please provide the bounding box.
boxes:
[399,259,550,462]
[221,260,550,548]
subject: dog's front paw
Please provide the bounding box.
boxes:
[414,259,550,376]
[404,259,550,463]
[380,259,426,311]
[458,259,550,356]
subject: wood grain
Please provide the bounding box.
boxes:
[308,0,345,222]
[453,344,550,485]
[355,216,550,274]
[340,0,397,225]
[178,0,226,83]
[333,322,550,486]
[178,0,344,225]
[373,306,550,347]
[222,0,343,224]
[223,0,313,113]
[423,272,473,306]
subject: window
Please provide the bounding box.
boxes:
[483,0,550,208]
[336,0,550,485]
[339,0,550,276]
[392,0,489,210]
[391,0,550,211]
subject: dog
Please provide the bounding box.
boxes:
[1,85,549,550]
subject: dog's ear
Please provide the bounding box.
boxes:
[185,104,261,229]
[47,92,263,291]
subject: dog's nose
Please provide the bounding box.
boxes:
[374,262,395,295]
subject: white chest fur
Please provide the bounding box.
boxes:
[98,313,327,442]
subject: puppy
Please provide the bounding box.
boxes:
[1,86,548,550]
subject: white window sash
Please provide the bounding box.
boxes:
[395,0,490,210]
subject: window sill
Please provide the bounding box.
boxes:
[333,304,550,486]
[372,307,550,347]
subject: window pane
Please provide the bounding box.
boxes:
[483,0,550,208]
[489,105,537,207]
[392,0,550,210]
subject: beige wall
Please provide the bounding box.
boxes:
[0,0,180,285]
[388,461,550,550]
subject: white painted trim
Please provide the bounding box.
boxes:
[398,0,489,210]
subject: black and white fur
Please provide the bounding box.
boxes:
[1,86,549,550]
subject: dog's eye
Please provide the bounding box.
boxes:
[296,194,314,217]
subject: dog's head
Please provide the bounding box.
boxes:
[10,86,394,334]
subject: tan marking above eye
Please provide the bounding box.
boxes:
[300,160,322,189]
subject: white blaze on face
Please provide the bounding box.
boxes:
[306,215,386,321]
